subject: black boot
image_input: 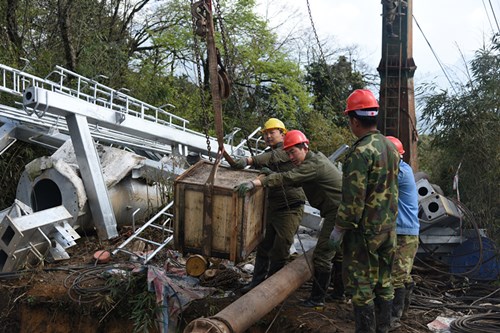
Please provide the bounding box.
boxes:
[390,288,405,328]
[386,23,398,38]
[301,269,331,308]
[240,255,269,293]
[354,304,376,333]
[327,261,345,301]
[267,259,286,277]
[403,282,415,318]
[375,298,392,333]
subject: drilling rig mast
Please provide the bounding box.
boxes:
[378,0,418,169]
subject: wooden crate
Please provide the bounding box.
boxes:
[174,160,267,263]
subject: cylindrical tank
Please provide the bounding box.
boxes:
[16,156,166,230]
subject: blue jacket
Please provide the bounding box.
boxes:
[397,160,420,235]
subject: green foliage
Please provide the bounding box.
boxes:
[106,270,160,333]
[305,57,366,128]
[302,56,366,150]
[419,38,500,240]
[305,112,355,156]
[129,289,158,333]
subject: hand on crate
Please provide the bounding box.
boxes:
[234,181,255,197]
[232,158,247,169]
[259,167,273,176]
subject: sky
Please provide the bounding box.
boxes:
[255,0,499,91]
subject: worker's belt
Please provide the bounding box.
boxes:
[277,201,305,211]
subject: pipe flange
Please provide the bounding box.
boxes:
[183,317,230,333]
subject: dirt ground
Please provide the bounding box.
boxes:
[0,230,496,333]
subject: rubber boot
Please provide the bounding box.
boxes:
[327,261,345,302]
[375,298,392,333]
[390,288,405,329]
[402,282,415,318]
[267,259,286,277]
[301,269,331,308]
[354,304,376,333]
[240,255,269,293]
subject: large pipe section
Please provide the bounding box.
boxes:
[184,250,314,333]
[15,142,173,231]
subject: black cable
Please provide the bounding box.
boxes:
[488,0,500,34]
[416,198,488,277]
[450,312,500,333]
[412,14,458,94]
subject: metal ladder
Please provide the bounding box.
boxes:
[112,201,175,264]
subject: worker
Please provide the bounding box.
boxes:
[329,89,399,333]
[382,0,407,38]
[232,118,306,293]
[235,129,343,308]
[386,136,419,328]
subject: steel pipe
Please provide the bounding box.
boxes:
[184,250,314,333]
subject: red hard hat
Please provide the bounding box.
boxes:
[386,136,405,155]
[344,89,379,115]
[283,130,309,150]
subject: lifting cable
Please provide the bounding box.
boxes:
[191,0,234,166]
[214,0,256,158]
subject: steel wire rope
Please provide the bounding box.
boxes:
[191,0,212,161]
[253,142,308,332]
[301,0,339,285]
[213,0,256,159]
[450,312,500,333]
[410,269,500,313]
[305,0,344,116]
[488,0,500,34]
[63,264,133,304]
[412,15,458,94]
[482,0,496,33]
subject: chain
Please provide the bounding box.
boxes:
[214,0,231,73]
[191,0,212,161]
[306,0,338,116]
[306,0,327,63]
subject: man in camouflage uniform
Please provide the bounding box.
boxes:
[386,136,419,328]
[232,118,306,293]
[329,89,399,333]
[236,129,343,307]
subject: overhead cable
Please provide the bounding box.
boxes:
[412,15,458,94]
[488,0,500,34]
[482,0,495,33]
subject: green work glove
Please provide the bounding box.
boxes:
[233,181,255,197]
[232,158,247,170]
[328,226,345,252]
[259,167,273,176]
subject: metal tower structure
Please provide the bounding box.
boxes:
[377,0,418,169]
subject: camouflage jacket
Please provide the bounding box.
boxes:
[335,130,399,233]
[261,151,342,217]
[253,142,306,209]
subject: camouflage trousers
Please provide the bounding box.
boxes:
[256,205,304,262]
[343,228,396,306]
[313,212,342,272]
[392,235,419,289]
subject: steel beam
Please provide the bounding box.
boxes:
[22,86,234,157]
[65,114,118,239]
